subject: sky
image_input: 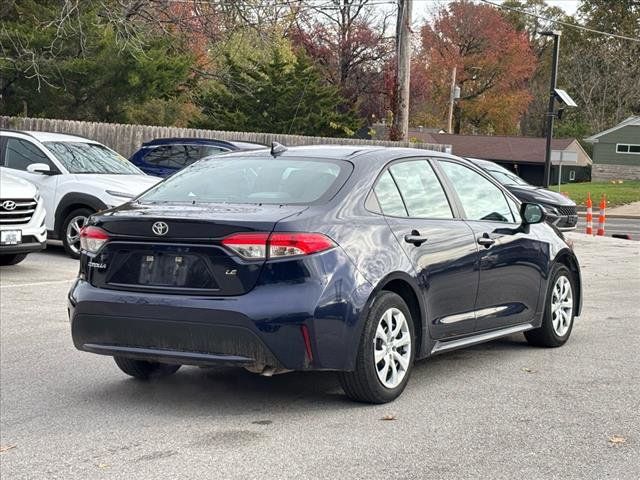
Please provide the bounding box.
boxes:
[410,0,581,18]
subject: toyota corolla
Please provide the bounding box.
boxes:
[69,145,582,403]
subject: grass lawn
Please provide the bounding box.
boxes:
[554,181,640,207]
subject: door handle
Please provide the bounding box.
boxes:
[404,230,428,246]
[477,233,495,248]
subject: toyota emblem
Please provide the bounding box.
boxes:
[1,200,17,211]
[152,221,169,236]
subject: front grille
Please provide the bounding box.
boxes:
[557,205,577,216]
[0,199,37,225]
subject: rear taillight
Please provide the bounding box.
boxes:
[222,232,335,260]
[80,226,109,253]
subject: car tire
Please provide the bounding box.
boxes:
[113,356,181,380]
[0,253,28,266]
[62,208,93,259]
[338,291,415,404]
[525,264,576,348]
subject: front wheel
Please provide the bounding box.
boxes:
[62,208,93,259]
[114,357,181,380]
[0,253,28,266]
[339,291,415,404]
[525,264,576,347]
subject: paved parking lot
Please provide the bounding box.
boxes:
[1,235,639,479]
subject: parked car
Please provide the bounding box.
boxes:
[0,130,161,258]
[466,157,578,231]
[69,145,582,404]
[129,138,266,177]
[0,171,46,265]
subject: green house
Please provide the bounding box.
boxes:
[585,116,640,180]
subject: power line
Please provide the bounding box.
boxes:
[477,0,640,43]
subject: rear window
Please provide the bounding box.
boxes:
[140,156,352,205]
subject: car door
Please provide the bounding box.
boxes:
[436,159,544,331]
[372,158,480,340]
[1,136,60,231]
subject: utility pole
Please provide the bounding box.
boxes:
[391,0,412,141]
[542,30,561,188]
[447,66,457,134]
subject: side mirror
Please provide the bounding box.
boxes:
[26,163,55,175]
[521,203,545,225]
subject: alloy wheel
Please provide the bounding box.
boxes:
[551,275,573,336]
[66,215,87,255]
[373,307,412,389]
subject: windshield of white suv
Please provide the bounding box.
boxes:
[44,142,141,174]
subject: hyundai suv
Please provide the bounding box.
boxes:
[0,130,161,257]
[0,171,46,265]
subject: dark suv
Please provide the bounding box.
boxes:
[129,138,265,177]
[466,158,578,231]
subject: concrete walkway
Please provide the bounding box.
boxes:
[607,201,640,217]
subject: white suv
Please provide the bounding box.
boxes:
[0,171,47,265]
[0,130,160,257]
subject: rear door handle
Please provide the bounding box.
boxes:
[477,233,495,248]
[404,230,428,246]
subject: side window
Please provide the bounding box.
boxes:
[439,161,514,223]
[200,146,227,159]
[144,145,186,168]
[4,138,52,171]
[389,160,453,218]
[373,170,407,217]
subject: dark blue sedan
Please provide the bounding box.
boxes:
[69,145,582,403]
[129,137,265,177]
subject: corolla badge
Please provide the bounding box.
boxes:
[152,221,169,236]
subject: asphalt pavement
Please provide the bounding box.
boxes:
[1,236,639,479]
[576,216,640,240]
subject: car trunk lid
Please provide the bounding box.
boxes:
[86,202,306,295]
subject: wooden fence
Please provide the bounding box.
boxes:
[0,116,451,158]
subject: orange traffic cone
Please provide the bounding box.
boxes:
[585,193,593,235]
[596,194,606,236]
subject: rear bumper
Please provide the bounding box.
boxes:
[68,249,372,371]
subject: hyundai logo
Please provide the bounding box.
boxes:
[1,200,17,211]
[152,221,169,236]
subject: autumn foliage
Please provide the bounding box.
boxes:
[416,1,537,134]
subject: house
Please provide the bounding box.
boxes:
[584,116,640,181]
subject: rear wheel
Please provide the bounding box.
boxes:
[62,208,93,259]
[339,291,415,404]
[525,264,575,347]
[0,253,28,266]
[113,356,181,380]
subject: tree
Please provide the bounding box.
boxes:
[290,0,392,118]
[558,0,640,134]
[194,48,360,137]
[418,0,537,134]
[0,1,197,124]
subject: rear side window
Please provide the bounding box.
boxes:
[4,138,51,171]
[439,161,514,223]
[373,171,407,216]
[140,157,351,205]
[389,161,452,218]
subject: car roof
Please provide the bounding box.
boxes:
[221,144,460,163]
[142,137,243,149]
[25,131,98,144]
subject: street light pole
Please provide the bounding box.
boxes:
[542,30,561,188]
